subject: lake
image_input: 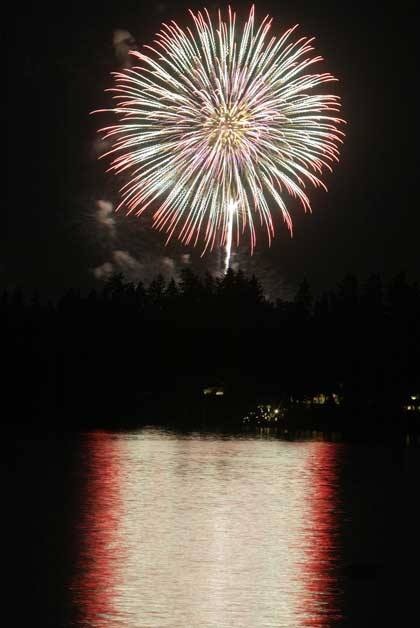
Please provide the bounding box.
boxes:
[11,428,419,627]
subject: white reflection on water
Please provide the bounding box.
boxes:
[73,429,342,627]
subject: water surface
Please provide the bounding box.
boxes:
[12,428,419,627]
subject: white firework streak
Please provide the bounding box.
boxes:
[224,199,237,273]
[95,6,344,254]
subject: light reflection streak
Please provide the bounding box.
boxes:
[74,430,342,627]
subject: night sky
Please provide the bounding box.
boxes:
[6,1,418,297]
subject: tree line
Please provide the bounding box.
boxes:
[3,269,420,432]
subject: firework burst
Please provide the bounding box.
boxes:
[95,6,344,261]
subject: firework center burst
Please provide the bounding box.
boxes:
[207,105,251,149]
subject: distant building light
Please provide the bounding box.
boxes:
[203,386,224,397]
[404,403,420,412]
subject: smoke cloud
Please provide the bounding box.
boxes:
[93,261,114,280]
[95,200,115,237]
[113,29,138,67]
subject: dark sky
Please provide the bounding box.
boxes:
[5,1,419,296]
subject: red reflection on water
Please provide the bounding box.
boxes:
[298,442,342,627]
[72,433,343,627]
[73,432,126,626]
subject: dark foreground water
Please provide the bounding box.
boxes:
[10,428,420,627]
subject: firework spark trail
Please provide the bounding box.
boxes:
[94,6,345,256]
[224,200,237,273]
